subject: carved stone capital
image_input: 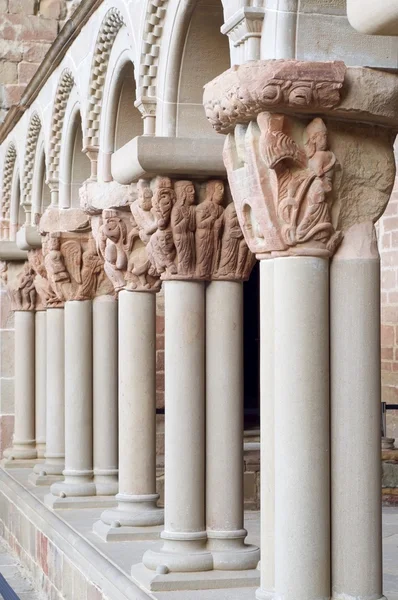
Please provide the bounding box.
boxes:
[42,232,113,302]
[93,206,161,294]
[141,177,254,281]
[204,60,398,259]
[1,260,37,311]
[28,248,63,309]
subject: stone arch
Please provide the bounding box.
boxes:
[84,8,126,153]
[22,112,42,214]
[48,69,75,193]
[1,141,17,239]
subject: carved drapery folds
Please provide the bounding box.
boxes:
[139,177,254,281]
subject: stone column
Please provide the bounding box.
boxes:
[330,223,385,600]
[92,206,162,539]
[93,295,118,496]
[31,307,65,485]
[34,310,46,458]
[95,290,163,540]
[3,261,37,466]
[49,299,96,502]
[143,279,212,573]
[206,278,259,570]
[3,310,36,464]
[204,59,397,600]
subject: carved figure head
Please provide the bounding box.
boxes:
[102,209,125,243]
[304,118,328,157]
[137,180,153,211]
[48,233,61,251]
[205,180,224,205]
[174,180,195,206]
[152,178,175,227]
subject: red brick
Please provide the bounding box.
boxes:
[381,324,395,347]
[23,41,51,62]
[392,232,398,247]
[392,362,398,372]
[382,361,393,372]
[156,372,164,392]
[156,391,165,410]
[0,15,57,42]
[39,0,64,20]
[156,315,164,335]
[382,348,394,360]
[382,250,398,267]
[18,61,38,83]
[383,217,398,233]
[382,292,388,304]
[0,61,18,85]
[382,306,398,323]
[2,83,25,107]
[156,334,164,351]
[9,0,36,14]
[156,350,164,372]
[382,270,396,290]
[0,40,23,62]
[383,200,398,217]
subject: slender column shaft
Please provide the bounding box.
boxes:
[100,290,162,526]
[274,257,330,600]
[4,311,36,459]
[93,295,118,496]
[35,311,46,458]
[51,300,95,497]
[143,281,212,572]
[206,280,259,570]
[39,308,65,477]
[256,259,275,600]
[330,224,384,600]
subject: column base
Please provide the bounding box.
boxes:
[50,471,96,498]
[100,493,164,527]
[332,596,387,600]
[3,442,37,461]
[256,589,276,600]
[131,562,260,592]
[2,457,42,469]
[93,469,118,496]
[28,469,64,487]
[35,443,46,459]
[143,531,213,573]
[44,493,117,510]
[93,519,162,542]
[207,530,260,570]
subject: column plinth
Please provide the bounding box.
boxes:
[95,290,162,540]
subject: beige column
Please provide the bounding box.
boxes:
[97,290,162,539]
[206,279,259,570]
[34,310,46,458]
[143,281,212,573]
[31,307,65,484]
[3,310,36,462]
[50,300,96,499]
[273,256,330,600]
[93,295,118,496]
[256,259,275,600]
[330,223,385,600]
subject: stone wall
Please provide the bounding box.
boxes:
[0,0,80,123]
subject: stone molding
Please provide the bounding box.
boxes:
[221,7,265,52]
[84,8,126,153]
[203,60,346,134]
[48,69,75,188]
[134,0,168,120]
[1,141,17,238]
[141,177,254,281]
[22,113,42,215]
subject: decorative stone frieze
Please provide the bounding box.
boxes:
[142,177,254,281]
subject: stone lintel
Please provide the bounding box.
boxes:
[111,136,226,185]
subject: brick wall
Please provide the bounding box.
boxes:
[380,147,398,439]
[0,0,79,122]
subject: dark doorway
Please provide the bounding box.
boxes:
[243,261,260,429]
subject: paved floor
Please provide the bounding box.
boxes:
[0,539,43,599]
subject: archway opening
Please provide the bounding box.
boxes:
[70,112,90,208]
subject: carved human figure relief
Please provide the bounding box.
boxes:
[195,180,224,279]
[171,180,197,276]
[146,177,177,277]
[131,180,157,244]
[43,233,70,301]
[28,248,63,308]
[216,202,255,280]
[223,111,342,258]
[6,261,37,311]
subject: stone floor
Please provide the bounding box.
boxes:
[0,538,44,599]
[1,468,398,600]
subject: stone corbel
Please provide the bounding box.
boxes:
[203,60,398,257]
